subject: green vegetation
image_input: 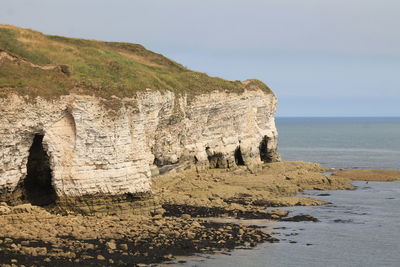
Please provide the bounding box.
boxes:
[0,25,271,99]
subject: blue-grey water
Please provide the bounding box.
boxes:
[179,117,400,267]
[277,117,400,170]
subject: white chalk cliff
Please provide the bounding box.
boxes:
[0,25,280,211]
[0,88,279,203]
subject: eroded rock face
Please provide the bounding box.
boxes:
[0,89,279,204]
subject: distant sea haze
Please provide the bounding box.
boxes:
[276,117,400,170]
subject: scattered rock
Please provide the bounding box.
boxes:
[332,169,400,181]
[333,219,353,223]
[97,255,105,260]
[36,247,47,256]
[83,243,95,250]
[106,240,117,250]
[0,161,350,266]
[163,254,175,260]
[0,205,11,215]
[119,243,128,250]
[282,215,319,222]
[181,214,191,219]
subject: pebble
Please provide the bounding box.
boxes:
[163,254,174,260]
[97,255,106,260]
[106,240,117,250]
[181,214,191,219]
[186,231,196,239]
[119,243,128,250]
[83,243,95,250]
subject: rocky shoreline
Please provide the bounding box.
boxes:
[332,169,400,182]
[0,209,275,266]
[0,161,356,266]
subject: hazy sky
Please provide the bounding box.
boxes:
[1,0,399,116]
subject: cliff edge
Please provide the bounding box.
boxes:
[0,25,280,211]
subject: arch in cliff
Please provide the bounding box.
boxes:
[24,134,57,206]
[22,109,77,206]
[259,135,271,163]
[234,146,245,166]
[206,147,227,168]
[43,111,77,196]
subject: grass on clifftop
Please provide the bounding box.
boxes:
[0,25,272,99]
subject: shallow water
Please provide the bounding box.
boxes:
[175,118,400,267]
[180,181,400,267]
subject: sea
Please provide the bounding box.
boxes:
[178,117,400,267]
[277,117,400,170]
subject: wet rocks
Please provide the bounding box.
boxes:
[0,208,275,266]
[281,215,319,222]
[332,169,400,182]
[333,219,353,223]
[0,161,352,266]
[105,240,117,250]
[162,204,288,220]
[96,255,105,260]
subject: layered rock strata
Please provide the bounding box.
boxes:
[0,88,279,211]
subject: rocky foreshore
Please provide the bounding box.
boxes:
[332,169,400,181]
[0,203,276,266]
[0,162,354,266]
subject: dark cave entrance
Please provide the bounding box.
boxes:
[259,135,271,162]
[234,146,245,166]
[206,147,225,168]
[24,134,57,206]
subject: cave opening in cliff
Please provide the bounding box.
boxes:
[24,134,57,206]
[259,135,271,162]
[206,147,225,168]
[234,146,245,166]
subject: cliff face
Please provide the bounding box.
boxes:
[0,25,280,210]
[0,89,279,201]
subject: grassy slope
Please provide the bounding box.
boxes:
[0,25,272,99]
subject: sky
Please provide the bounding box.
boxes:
[1,0,399,116]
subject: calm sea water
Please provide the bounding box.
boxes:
[277,117,400,170]
[178,117,400,267]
